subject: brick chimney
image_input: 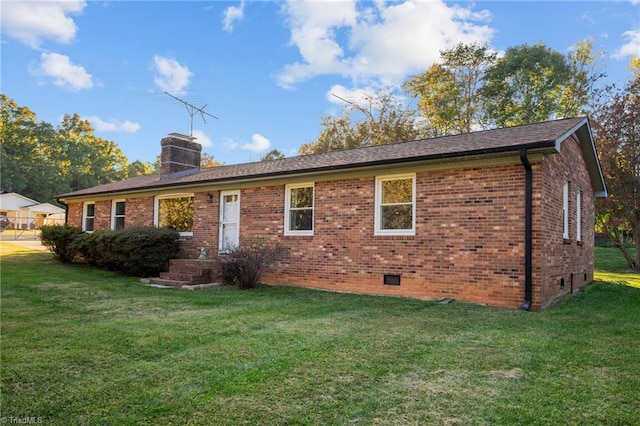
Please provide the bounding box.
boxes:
[160,133,202,177]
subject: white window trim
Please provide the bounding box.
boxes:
[374,174,416,236]
[576,189,582,242]
[284,183,314,236]
[154,193,194,236]
[111,199,126,230]
[563,181,570,239]
[82,201,95,232]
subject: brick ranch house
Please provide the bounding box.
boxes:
[57,116,606,310]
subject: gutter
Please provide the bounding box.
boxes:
[519,149,533,311]
[57,199,68,224]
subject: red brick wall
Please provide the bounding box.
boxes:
[67,202,83,228]
[66,200,109,230]
[62,139,597,310]
[66,197,155,230]
[126,197,155,228]
[93,200,110,230]
[535,136,595,309]
[238,165,529,309]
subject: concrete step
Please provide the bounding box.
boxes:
[159,274,212,284]
[148,277,189,288]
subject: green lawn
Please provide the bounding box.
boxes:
[594,246,640,288]
[1,242,639,425]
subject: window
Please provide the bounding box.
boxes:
[375,174,416,235]
[576,190,582,242]
[111,200,125,230]
[155,194,194,235]
[83,202,95,232]
[563,181,569,239]
[285,183,314,236]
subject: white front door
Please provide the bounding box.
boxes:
[219,190,240,252]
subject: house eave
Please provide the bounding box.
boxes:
[554,117,608,198]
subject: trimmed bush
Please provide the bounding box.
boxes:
[40,225,84,263]
[73,231,106,266]
[221,238,288,289]
[42,226,180,276]
[95,227,181,276]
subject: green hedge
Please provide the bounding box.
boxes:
[40,225,84,264]
[40,226,180,276]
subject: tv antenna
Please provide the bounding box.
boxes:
[164,92,218,137]
[331,93,354,105]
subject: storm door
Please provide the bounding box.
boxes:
[219,190,240,252]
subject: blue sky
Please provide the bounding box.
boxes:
[2,1,639,166]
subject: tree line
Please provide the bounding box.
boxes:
[0,94,156,203]
[301,41,606,153]
[1,41,638,269]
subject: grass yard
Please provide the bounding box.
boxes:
[1,242,639,425]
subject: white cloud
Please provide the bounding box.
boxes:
[85,116,140,133]
[32,52,93,91]
[243,134,271,153]
[277,0,493,88]
[224,134,271,153]
[153,55,193,93]
[613,29,640,59]
[0,1,86,48]
[223,1,245,33]
[192,129,213,147]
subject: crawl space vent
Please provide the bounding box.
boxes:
[383,274,401,286]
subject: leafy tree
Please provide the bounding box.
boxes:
[300,88,427,155]
[403,43,496,135]
[261,149,285,161]
[127,160,155,177]
[1,95,130,203]
[480,43,572,127]
[558,39,607,118]
[1,95,66,201]
[201,152,222,168]
[630,56,640,78]
[592,66,640,270]
[57,114,128,189]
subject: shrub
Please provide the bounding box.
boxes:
[221,238,288,289]
[82,227,180,276]
[110,227,181,276]
[43,226,181,276]
[73,231,106,266]
[40,225,84,263]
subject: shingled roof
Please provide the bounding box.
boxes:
[57,117,607,200]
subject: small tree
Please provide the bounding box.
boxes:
[261,149,285,161]
[592,65,640,270]
[221,238,288,289]
[299,88,427,155]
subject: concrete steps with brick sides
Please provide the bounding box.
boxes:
[149,258,223,288]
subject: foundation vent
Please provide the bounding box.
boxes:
[383,274,401,286]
